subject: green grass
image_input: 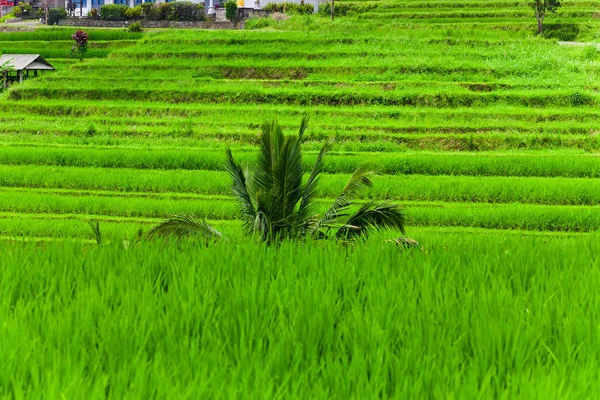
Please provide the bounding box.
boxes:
[3,235,600,397]
[2,4,600,396]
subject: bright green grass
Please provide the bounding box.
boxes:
[2,4,600,397]
[3,235,600,398]
[7,165,600,206]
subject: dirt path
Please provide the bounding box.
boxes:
[558,41,599,46]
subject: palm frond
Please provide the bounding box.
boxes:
[386,237,419,248]
[226,148,256,231]
[336,202,405,241]
[297,116,310,141]
[253,211,270,242]
[147,214,222,243]
[87,220,102,245]
[271,136,304,232]
[314,163,376,233]
[298,138,333,230]
[254,119,284,198]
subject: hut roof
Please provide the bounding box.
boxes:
[0,54,55,71]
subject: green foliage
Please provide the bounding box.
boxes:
[147,214,222,243]
[85,123,97,137]
[157,2,173,20]
[152,119,406,244]
[582,45,599,60]
[88,8,100,20]
[2,235,600,397]
[263,2,314,15]
[168,2,205,21]
[97,2,202,21]
[87,220,102,244]
[531,0,562,33]
[0,12,15,23]
[100,4,129,21]
[244,16,277,30]
[47,8,68,25]
[140,2,161,20]
[125,5,142,20]
[12,2,33,19]
[225,0,237,22]
[541,23,579,41]
[128,21,143,32]
[316,0,376,16]
[0,28,141,40]
[318,2,350,17]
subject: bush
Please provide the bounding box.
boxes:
[47,8,67,25]
[71,29,89,59]
[125,5,142,20]
[318,2,350,17]
[88,8,100,19]
[12,2,33,19]
[0,13,15,23]
[263,2,313,15]
[140,2,160,20]
[100,4,129,21]
[225,0,237,21]
[128,21,142,32]
[169,2,204,21]
[541,24,580,41]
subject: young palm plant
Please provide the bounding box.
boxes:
[149,118,411,245]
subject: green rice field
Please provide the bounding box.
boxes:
[2,0,600,397]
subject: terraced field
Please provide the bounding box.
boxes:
[4,1,600,397]
[2,1,600,242]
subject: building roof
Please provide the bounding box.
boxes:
[0,54,55,71]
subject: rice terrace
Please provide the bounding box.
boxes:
[2,0,600,397]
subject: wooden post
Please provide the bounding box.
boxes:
[331,0,334,20]
[18,70,23,83]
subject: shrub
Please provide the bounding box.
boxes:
[263,2,313,14]
[157,2,173,20]
[169,2,204,21]
[140,2,160,20]
[47,8,67,25]
[88,8,100,19]
[71,29,88,59]
[85,123,97,137]
[318,2,350,17]
[541,24,580,41]
[225,0,237,21]
[125,5,142,20]
[12,2,33,18]
[128,21,142,32]
[0,13,15,23]
[100,4,129,21]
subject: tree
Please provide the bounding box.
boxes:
[149,118,414,247]
[225,0,237,22]
[532,0,561,34]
